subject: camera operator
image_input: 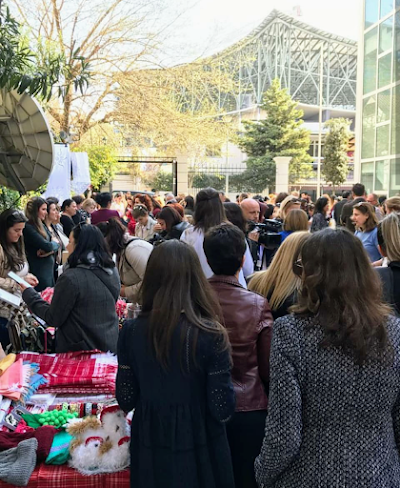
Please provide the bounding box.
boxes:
[240,199,261,270]
[241,198,284,270]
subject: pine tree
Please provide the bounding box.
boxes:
[322,118,351,190]
[235,79,313,191]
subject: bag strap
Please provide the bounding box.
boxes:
[122,238,143,272]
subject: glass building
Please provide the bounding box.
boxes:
[360,0,400,195]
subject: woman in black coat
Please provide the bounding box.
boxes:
[116,240,235,488]
[21,225,119,353]
[23,197,59,291]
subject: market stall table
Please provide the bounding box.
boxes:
[0,464,130,488]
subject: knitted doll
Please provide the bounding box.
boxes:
[67,407,130,475]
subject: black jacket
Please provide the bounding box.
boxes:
[376,262,400,316]
[23,223,59,291]
[23,264,120,353]
[60,214,75,238]
[333,198,351,226]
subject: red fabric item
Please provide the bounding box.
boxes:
[0,464,130,488]
[17,351,117,395]
[0,426,56,462]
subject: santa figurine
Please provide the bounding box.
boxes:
[67,407,130,475]
[100,405,130,444]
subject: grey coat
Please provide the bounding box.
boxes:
[23,265,120,353]
[255,314,400,488]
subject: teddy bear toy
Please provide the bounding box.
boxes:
[67,405,130,475]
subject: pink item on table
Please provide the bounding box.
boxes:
[0,359,24,401]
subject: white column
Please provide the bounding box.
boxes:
[175,151,189,195]
[274,156,292,194]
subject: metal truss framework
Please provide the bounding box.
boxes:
[196,10,358,115]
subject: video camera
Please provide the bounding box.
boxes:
[248,219,283,250]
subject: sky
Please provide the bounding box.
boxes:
[162,0,363,64]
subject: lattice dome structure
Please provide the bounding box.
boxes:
[196,9,358,116]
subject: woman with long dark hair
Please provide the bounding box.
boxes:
[0,209,38,349]
[255,228,400,488]
[44,200,68,282]
[310,196,330,232]
[181,187,226,278]
[223,202,254,286]
[21,225,119,353]
[23,197,59,291]
[100,218,152,303]
[116,240,235,488]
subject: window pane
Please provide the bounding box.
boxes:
[364,28,378,93]
[393,84,400,155]
[379,16,393,52]
[390,159,400,195]
[375,159,390,190]
[377,88,391,122]
[361,162,374,194]
[395,12,400,80]
[378,52,392,86]
[362,95,376,159]
[366,0,379,26]
[376,124,390,156]
[380,0,393,18]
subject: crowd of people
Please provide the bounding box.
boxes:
[1,183,400,487]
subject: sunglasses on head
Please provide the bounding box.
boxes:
[292,257,303,277]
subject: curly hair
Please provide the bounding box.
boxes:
[133,194,153,212]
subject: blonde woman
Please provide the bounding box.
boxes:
[248,232,310,319]
[377,213,400,314]
[279,195,301,220]
[81,198,97,223]
[280,209,309,242]
[385,196,400,214]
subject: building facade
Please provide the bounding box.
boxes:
[358,0,400,195]
[186,10,358,197]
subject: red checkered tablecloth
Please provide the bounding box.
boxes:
[0,464,130,488]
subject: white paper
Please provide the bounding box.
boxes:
[0,287,22,307]
[7,271,32,289]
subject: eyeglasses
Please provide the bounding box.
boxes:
[133,205,147,211]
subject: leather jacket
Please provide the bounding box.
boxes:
[209,275,273,412]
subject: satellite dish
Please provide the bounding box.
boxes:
[0,89,54,193]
